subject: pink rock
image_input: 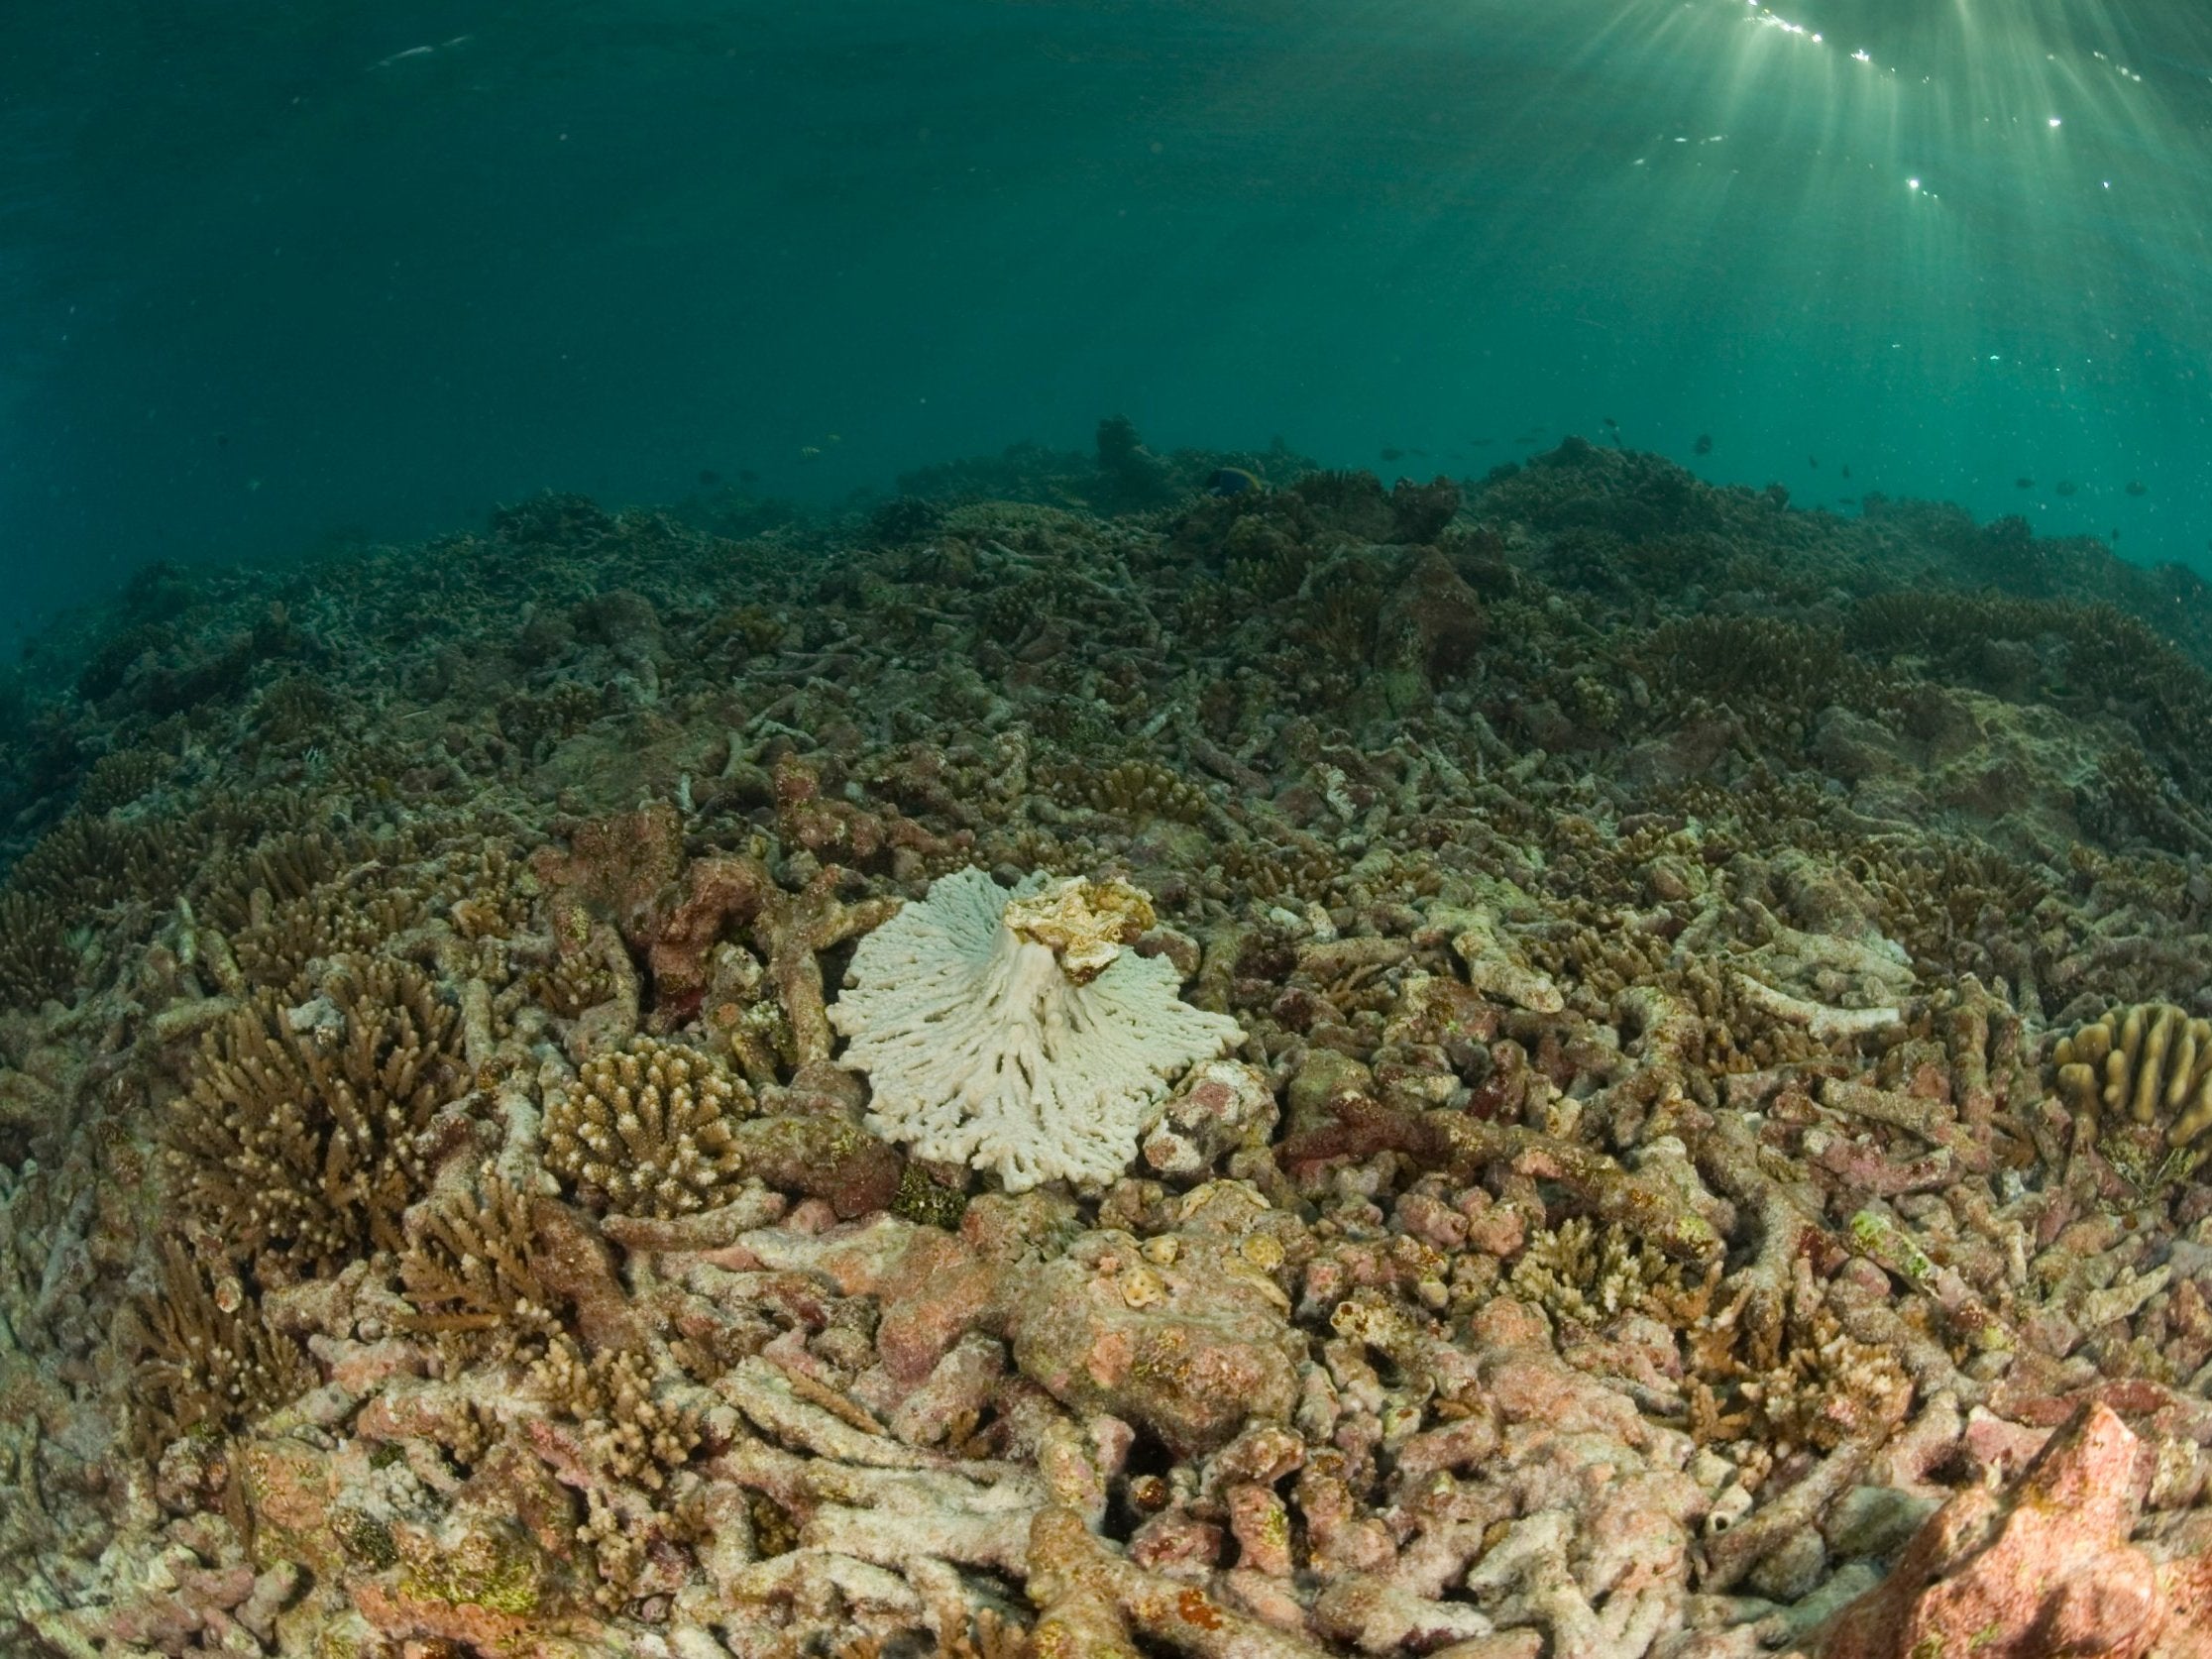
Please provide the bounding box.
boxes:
[873,1228,1001,1384]
[1141,1058,1277,1182]
[1818,1400,2212,1659]
[1224,1481,1294,1577]
[1957,1406,2052,1483]
[1128,1507,1226,1576]
[1010,1230,1303,1458]
[315,1335,431,1395]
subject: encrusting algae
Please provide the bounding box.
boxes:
[9,428,2212,1656]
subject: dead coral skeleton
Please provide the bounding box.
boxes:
[833,868,1245,1190]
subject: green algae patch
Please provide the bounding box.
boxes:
[331,1507,399,1570]
[396,1522,549,1618]
[891,1159,969,1229]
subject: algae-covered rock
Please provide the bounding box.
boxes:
[1010,1225,1302,1457]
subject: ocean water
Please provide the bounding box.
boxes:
[5,0,2209,638]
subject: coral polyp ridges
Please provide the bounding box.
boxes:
[2054,1001,2212,1184]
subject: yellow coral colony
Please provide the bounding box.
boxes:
[830,868,1245,1191]
[2054,1002,2212,1157]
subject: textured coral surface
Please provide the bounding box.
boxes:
[9,432,2212,1658]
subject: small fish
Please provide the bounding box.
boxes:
[1840,464,1851,479]
[1603,416,1618,428]
[1808,455,1820,469]
[1380,447,1404,462]
[2111,527,2121,542]
[2015,477,2035,490]
[1693,433,1713,456]
[799,445,822,461]
[2126,479,2148,497]
[371,36,469,70]
[1208,467,1262,497]
[739,469,759,484]
[698,469,721,487]
[2055,480,2078,497]
[1836,496,1857,505]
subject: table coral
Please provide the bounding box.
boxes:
[832,868,1245,1191]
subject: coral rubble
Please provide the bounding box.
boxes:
[8,431,2212,1657]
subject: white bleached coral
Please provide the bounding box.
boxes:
[830,868,1244,1191]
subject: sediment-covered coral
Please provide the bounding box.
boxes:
[17,436,2212,1659]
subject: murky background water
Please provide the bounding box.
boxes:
[5,0,2207,636]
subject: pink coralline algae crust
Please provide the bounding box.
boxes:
[1816,1401,2212,1659]
[1010,1227,1306,1458]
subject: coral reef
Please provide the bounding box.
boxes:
[9,436,2212,1658]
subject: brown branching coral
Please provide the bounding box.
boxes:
[543,1039,753,1217]
[1045,757,1211,825]
[1219,835,1345,906]
[398,1163,568,1359]
[10,812,188,915]
[1686,1262,1912,1475]
[130,1237,312,1454]
[76,744,176,814]
[1630,615,1904,747]
[0,890,73,1010]
[194,824,361,932]
[530,1333,705,1493]
[1852,589,2212,799]
[230,883,433,996]
[166,955,469,1279]
[1509,1216,1707,1330]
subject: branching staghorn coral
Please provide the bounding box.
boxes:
[1509,1216,1709,1331]
[0,890,73,1010]
[530,1333,705,1493]
[1044,757,1212,825]
[166,955,469,1279]
[398,1162,568,1359]
[130,1237,312,1454]
[543,1038,753,1217]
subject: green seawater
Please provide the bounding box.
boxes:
[2,0,2207,635]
